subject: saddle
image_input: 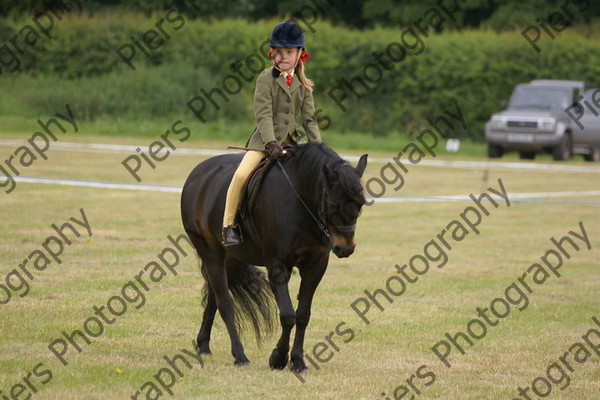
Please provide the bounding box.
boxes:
[237,156,277,220]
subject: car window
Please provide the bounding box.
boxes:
[510,87,571,110]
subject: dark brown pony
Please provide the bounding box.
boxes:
[180,142,367,372]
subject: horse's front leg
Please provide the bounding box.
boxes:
[290,256,328,373]
[267,263,295,370]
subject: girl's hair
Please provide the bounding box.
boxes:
[295,56,313,92]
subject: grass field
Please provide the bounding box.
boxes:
[1,132,599,400]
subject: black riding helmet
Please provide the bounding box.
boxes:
[270,20,305,49]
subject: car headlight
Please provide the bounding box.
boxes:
[491,117,506,131]
[539,118,555,133]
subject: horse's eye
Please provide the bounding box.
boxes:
[329,201,340,211]
[344,203,361,219]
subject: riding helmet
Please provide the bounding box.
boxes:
[270,20,305,48]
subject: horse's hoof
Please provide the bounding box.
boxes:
[290,364,309,374]
[269,349,288,370]
[233,352,251,366]
[194,339,212,355]
[289,358,308,373]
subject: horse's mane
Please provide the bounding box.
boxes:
[286,142,365,203]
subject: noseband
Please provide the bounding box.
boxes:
[329,223,357,233]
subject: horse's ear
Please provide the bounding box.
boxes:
[355,154,368,178]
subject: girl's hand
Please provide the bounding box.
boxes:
[265,141,284,160]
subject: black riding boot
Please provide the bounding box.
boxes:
[222,225,243,246]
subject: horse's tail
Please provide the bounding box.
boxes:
[230,263,276,344]
[200,261,275,344]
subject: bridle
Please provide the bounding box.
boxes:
[276,160,357,238]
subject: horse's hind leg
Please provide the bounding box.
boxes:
[202,250,250,366]
[196,284,216,355]
[185,231,218,355]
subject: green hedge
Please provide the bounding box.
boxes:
[1,13,599,139]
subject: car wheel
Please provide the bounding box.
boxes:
[488,144,503,158]
[552,134,571,161]
[519,151,535,160]
[584,147,600,162]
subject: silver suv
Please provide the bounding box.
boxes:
[485,80,600,161]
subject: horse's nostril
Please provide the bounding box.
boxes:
[333,244,355,258]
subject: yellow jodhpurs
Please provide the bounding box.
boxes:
[223,150,265,227]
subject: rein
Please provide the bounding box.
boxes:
[276,159,356,238]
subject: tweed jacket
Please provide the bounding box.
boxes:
[246,68,321,149]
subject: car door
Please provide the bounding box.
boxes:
[578,89,600,145]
